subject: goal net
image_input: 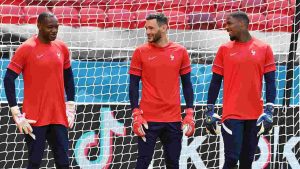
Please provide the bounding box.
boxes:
[0,0,299,168]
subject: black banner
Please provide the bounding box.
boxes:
[0,104,299,169]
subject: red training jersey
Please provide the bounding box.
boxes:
[129,42,191,122]
[8,35,71,127]
[212,37,276,121]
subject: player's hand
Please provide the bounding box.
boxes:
[182,108,195,137]
[66,101,76,129]
[11,106,36,139]
[132,108,148,142]
[256,103,274,137]
[205,104,221,135]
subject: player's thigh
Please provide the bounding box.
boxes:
[159,122,183,157]
[240,120,260,156]
[138,122,163,156]
[221,119,245,157]
[46,124,69,158]
[25,126,48,163]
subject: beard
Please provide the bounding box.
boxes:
[229,35,236,41]
[148,31,162,43]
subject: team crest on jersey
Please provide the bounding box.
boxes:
[251,50,256,56]
[57,52,61,59]
[170,54,174,61]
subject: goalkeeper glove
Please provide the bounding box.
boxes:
[256,103,274,137]
[132,108,148,142]
[66,101,76,129]
[182,108,195,137]
[205,104,221,135]
[11,106,36,139]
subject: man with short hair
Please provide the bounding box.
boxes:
[129,13,195,169]
[3,12,75,169]
[205,11,276,169]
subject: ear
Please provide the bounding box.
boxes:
[161,24,168,32]
[37,23,41,30]
[238,20,245,29]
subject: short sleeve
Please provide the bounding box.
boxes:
[7,44,30,74]
[212,46,224,75]
[264,45,276,73]
[61,42,71,69]
[180,48,191,75]
[129,48,142,76]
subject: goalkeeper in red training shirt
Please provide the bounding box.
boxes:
[129,13,195,169]
[3,12,75,169]
[205,11,276,169]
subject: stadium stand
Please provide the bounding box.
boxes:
[52,6,80,27]
[163,10,189,30]
[23,6,50,24]
[0,0,295,32]
[135,9,156,28]
[266,13,293,32]
[161,0,189,13]
[79,7,106,28]
[26,0,54,7]
[189,12,216,30]
[188,0,215,13]
[80,0,108,11]
[0,5,24,24]
[248,13,267,31]
[108,0,137,11]
[265,0,291,15]
[240,0,266,13]
[106,8,136,29]
[215,0,241,12]
[290,0,296,15]
[215,11,227,29]
[0,0,296,53]
[0,0,26,6]
[135,0,163,11]
[52,0,81,11]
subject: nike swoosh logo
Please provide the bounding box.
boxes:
[230,52,237,56]
[37,54,44,58]
[148,56,157,60]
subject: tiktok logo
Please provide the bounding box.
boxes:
[74,107,126,169]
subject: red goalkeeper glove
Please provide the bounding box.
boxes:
[132,108,148,142]
[11,106,36,139]
[182,108,195,137]
[66,101,76,129]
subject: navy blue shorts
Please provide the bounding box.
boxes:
[24,124,69,169]
[136,122,183,169]
[221,119,260,169]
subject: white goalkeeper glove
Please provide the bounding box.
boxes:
[66,101,76,129]
[11,106,36,139]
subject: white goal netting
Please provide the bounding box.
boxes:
[0,0,299,168]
